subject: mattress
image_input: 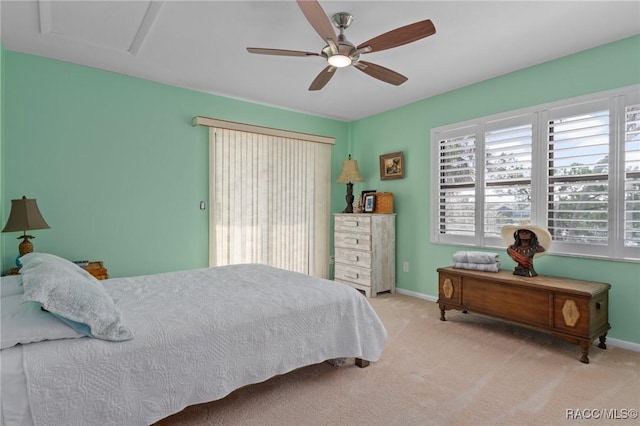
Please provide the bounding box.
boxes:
[1,263,387,425]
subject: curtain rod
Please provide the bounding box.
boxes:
[193,116,335,145]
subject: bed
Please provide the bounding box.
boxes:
[1,253,387,426]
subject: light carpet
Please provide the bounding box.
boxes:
[156,293,640,426]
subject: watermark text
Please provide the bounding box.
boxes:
[566,408,638,420]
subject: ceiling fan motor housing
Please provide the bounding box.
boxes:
[321,41,358,63]
[323,12,358,63]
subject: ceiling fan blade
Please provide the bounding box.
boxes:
[357,19,436,53]
[296,0,338,48]
[309,66,337,91]
[354,61,408,86]
[247,47,319,57]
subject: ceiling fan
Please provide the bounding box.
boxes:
[246,0,436,91]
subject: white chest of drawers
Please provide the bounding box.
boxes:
[333,213,396,298]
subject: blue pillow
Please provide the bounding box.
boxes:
[1,295,85,349]
[19,253,133,342]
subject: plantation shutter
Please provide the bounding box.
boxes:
[484,115,534,239]
[546,100,610,254]
[431,86,639,261]
[624,102,640,250]
[436,129,478,243]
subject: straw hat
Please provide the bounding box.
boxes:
[501,224,552,257]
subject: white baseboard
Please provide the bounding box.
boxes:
[394,288,640,353]
[395,288,438,302]
[606,338,640,353]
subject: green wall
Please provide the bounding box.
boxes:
[1,52,349,277]
[2,35,639,344]
[350,35,640,345]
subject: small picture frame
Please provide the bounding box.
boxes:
[363,194,376,213]
[379,151,405,180]
[359,190,376,210]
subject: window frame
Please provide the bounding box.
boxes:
[430,85,640,262]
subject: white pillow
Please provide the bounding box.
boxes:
[19,252,95,280]
[20,253,133,342]
[1,275,23,298]
[1,295,85,349]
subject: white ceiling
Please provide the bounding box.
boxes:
[2,1,639,122]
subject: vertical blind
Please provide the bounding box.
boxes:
[207,126,332,278]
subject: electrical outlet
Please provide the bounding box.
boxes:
[403,261,409,272]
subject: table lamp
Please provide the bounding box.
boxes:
[336,155,364,213]
[2,196,50,266]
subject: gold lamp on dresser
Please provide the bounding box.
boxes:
[2,195,50,266]
[336,155,364,213]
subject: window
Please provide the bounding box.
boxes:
[431,86,640,261]
[625,103,640,251]
[545,101,610,255]
[194,117,333,277]
[484,117,534,239]
[437,130,477,241]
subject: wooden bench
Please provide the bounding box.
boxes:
[437,267,610,363]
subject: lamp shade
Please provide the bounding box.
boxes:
[336,156,364,183]
[2,196,50,233]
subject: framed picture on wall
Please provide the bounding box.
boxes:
[363,194,376,213]
[379,151,404,180]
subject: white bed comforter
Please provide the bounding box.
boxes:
[4,264,387,426]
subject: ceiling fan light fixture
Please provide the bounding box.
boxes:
[328,54,352,68]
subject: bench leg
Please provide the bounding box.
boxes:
[598,333,607,350]
[579,341,590,364]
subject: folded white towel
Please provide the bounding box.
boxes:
[453,262,500,272]
[452,251,500,264]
